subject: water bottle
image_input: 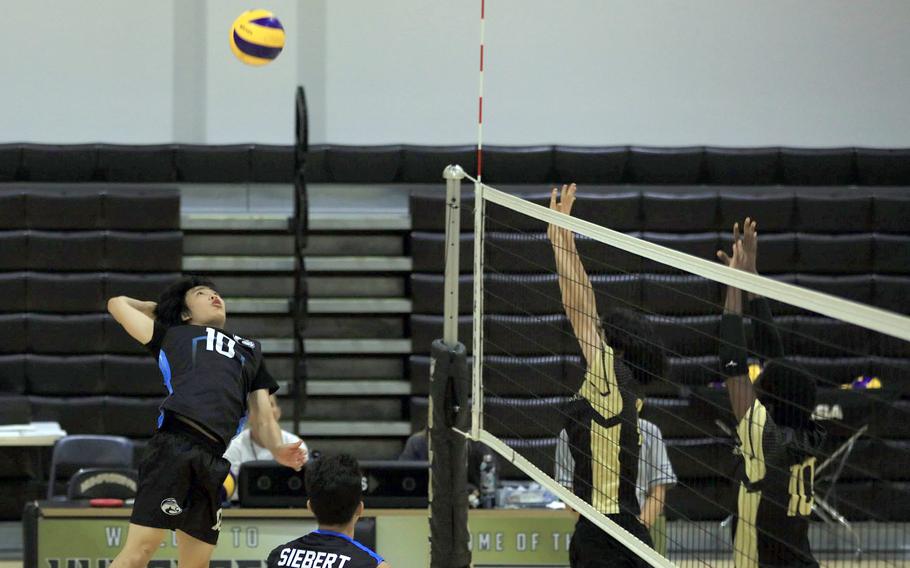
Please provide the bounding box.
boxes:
[479,453,498,509]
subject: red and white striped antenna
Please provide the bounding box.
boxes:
[476,0,486,182]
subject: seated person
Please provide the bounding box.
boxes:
[399,428,495,507]
[224,394,308,495]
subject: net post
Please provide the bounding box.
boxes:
[442,165,466,347]
[471,180,486,440]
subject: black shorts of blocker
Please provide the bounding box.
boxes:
[129,414,230,545]
[570,514,655,568]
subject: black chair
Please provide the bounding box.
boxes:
[0,272,27,312]
[47,435,133,499]
[66,467,138,500]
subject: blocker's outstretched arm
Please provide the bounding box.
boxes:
[547,184,603,367]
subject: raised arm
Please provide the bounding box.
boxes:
[547,184,603,367]
[247,389,306,471]
[717,222,757,422]
[106,296,157,345]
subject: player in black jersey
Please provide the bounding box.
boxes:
[267,454,390,568]
[548,184,655,568]
[717,219,824,568]
[107,276,307,568]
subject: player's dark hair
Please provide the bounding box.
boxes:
[601,308,666,386]
[154,275,218,328]
[756,359,817,431]
[305,454,363,526]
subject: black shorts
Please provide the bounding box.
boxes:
[130,416,230,545]
[570,514,655,568]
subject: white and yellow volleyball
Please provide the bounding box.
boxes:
[230,10,285,66]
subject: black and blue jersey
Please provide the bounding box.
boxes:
[267,529,384,568]
[145,321,278,449]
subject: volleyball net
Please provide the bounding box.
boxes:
[442,174,910,567]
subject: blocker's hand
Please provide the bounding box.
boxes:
[716,217,757,273]
[547,183,577,244]
[274,440,307,471]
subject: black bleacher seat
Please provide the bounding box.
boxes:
[401,145,476,183]
[30,396,105,434]
[780,148,856,186]
[408,396,427,431]
[105,273,179,302]
[665,438,737,479]
[625,147,704,184]
[552,146,627,184]
[817,438,881,481]
[643,394,730,439]
[0,191,27,228]
[104,189,180,230]
[28,273,104,313]
[486,193,553,231]
[409,232,473,273]
[703,147,779,185]
[576,233,643,275]
[778,315,873,357]
[879,482,910,521]
[485,233,554,274]
[409,191,475,231]
[483,396,571,438]
[488,274,564,315]
[303,146,328,182]
[20,144,98,182]
[796,274,874,307]
[0,145,22,181]
[104,397,160,438]
[640,233,719,274]
[872,399,910,439]
[874,234,910,275]
[0,272,27,312]
[874,357,910,394]
[641,189,717,232]
[29,314,105,354]
[482,146,553,184]
[796,234,874,274]
[250,145,294,183]
[104,315,148,355]
[648,315,718,358]
[0,315,28,353]
[666,356,720,387]
[106,231,182,272]
[0,231,28,269]
[795,189,873,233]
[487,355,581,397]
[0,355,26,394]
[573,191,641,232]
[175,144,251,182]
[855,148,910,186]
[879,441,910,481]
[28,231,104,271]
[104,355,165,396]
[325,145,402,183]
[717,188,795,232]
[26,191,103,229]
[410,273,471,314]
[787,356,873,390]
[664,479,735,521]
[872,188,910,233]
[641,274,721,316]
[719,232,796,274]
[26,355,105,395]
[874,275,909,314]
[96,144,175,182]
[485,314,571,356]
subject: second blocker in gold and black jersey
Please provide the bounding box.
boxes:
[145,321,279,448]
[564,344,642,518]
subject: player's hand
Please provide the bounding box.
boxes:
[547,183,577,245]
[274,440,307,471]
[716,219,754,273]
[740,217,758,274]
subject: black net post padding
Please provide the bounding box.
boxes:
[22,500,39,568]
[429,339,471,568]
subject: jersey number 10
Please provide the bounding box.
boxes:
[205,327,236,358]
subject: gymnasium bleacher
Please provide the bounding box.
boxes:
[2,143,909,523]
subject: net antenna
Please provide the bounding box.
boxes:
[427,165,471,568]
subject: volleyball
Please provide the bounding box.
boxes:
[229,9,285,66]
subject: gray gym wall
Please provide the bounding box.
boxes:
[4,0,909,146]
